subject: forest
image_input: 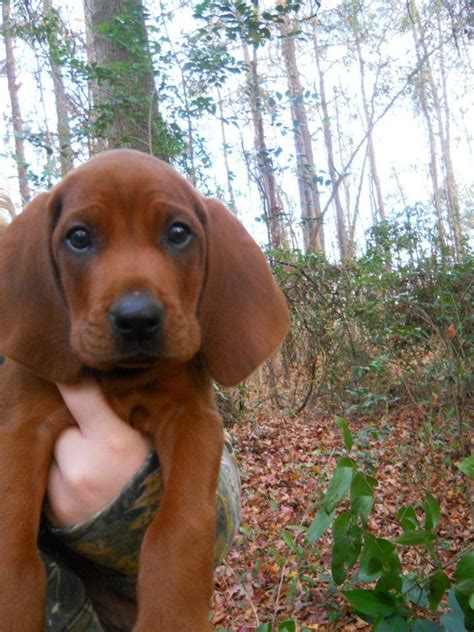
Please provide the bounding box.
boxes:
[0,0,473,630]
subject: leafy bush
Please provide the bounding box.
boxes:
[233,419,474,632]
[304,417,474,631]
[261,216,472,454]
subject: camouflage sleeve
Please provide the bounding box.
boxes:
[46,433,241,601]
[43,553,105,632]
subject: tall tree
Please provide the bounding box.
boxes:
[83,0,107,154]
[2,0,31,205]
[348,1,387,224]
[312,21,350,257]
[280,16,325,253]
[21,0,74,176]
[42,0,73,175]
[333,82,368,254]
[242,37,286,248]
[191,0,294,247]
[83,0,174,157]
[217,89,237,214]
[410,0,462,258]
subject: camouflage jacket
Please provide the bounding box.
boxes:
[41,435,241,632]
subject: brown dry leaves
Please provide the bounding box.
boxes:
[211,405,472,631]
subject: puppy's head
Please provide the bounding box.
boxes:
[50,150,206,374]
[0,150,289,385]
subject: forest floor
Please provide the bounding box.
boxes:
[210,403,472,631]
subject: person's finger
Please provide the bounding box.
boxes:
[53,425,84,463]
[46,462,76,527]
[57,379,128,440]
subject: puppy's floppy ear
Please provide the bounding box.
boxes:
[0,192,80,382]
[199,198,289,386]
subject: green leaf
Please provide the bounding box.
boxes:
[455,552,474,583]
[454,554,474,628]
[335,415,353,450]
[281,529,299,552]
[377,545,403,594]
[346,521,363,568]
[455,592,474,630]
[423,493,441,530]
[331,512,351,585]
[441,587,469,631]
[409,619,444,631]
[336,456,357,469]
[306,507,335,543]
[342,589,397,617]
[351,495,374,525]
[394,530,436,545]
[377,567,403,593]
[331,549,346,585]
[455,579,474,596]
[456,456,474,479]
[374,616,409,632]
[403,575,430,608]
[255,624,272,632]
[351,471,377,499]
[429,569,451,610]
[359,535,395,582]
[323,467,353,514]
[397,505,419,531]
[278,621,296,632]
[350,471,377,525]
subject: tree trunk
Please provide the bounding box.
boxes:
[217,88,237,215]
[354,29,386,223]
[411,1,462,257]
[312,22,349,259]
[281,18,325,253]
[83,0,170,158]
[410,12,447,253]
[33,45,55,187]
[83,0,107,154]
[43,0,73,175]
[437,18,462,258]
[2,1,31,205]
[333,85,352,226]
[241,39,285,248]
[423,6,461,257]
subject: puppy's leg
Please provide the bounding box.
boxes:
[134,402,223,632]
[0,402,71,631]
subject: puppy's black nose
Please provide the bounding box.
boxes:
[109,293,164,342]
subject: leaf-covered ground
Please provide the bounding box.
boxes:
[211,406,471,631]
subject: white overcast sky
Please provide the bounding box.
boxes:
[1,0,472,254]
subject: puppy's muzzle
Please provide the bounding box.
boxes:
[109,292,165,350]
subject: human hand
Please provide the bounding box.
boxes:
[46,379,151,528]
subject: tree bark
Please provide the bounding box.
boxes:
[241,39,286,248]
[312,22,349,258]
[83,0,170,157]
[410,11,447,253]
[411,1,462,257]
[217,88,237,215]
[281,18,325,253]
[2,1,31,205]
[43,0,73,175]
[353,26,386,223]
[83,0,106,154]
[437,17,462,258]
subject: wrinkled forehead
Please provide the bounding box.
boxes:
[54,151,201,217]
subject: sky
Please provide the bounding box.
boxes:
[0,0,472,255]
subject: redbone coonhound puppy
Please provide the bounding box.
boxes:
[0,149,289,631]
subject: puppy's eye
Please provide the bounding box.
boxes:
[65,227,93,252]
[166,222,193,249]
